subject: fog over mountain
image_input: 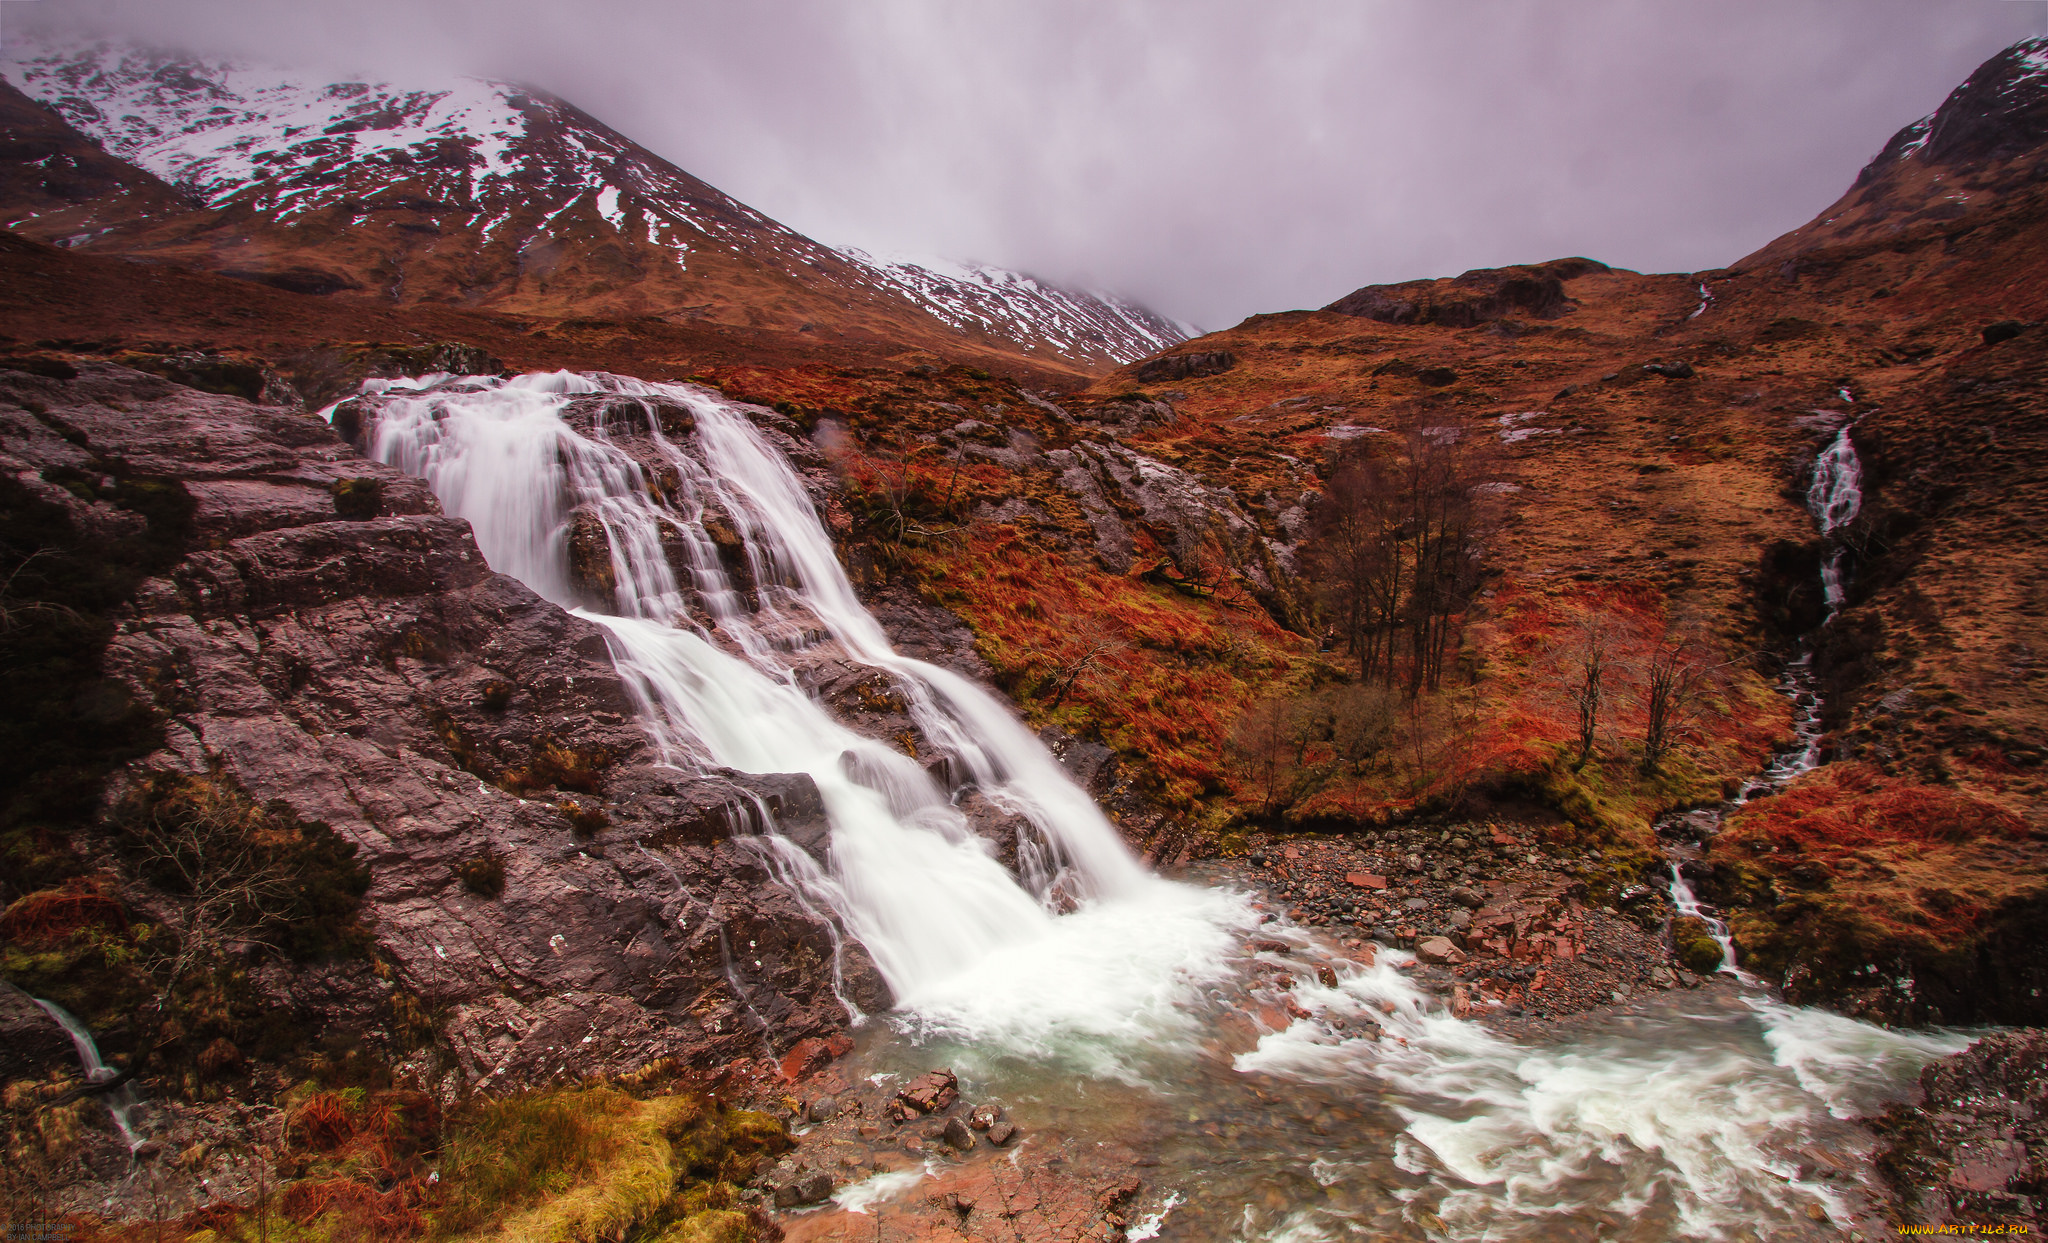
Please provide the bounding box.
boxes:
[9,0,2039,329]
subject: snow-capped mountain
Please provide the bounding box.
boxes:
[838,248,1192,365]
[0,39,1185,367]
[1741,36,2048,270]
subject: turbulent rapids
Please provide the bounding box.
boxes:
[347,372,1972,1240]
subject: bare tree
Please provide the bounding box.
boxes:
[0,549,81,637]
[1227,695,1314,819]
[82,771,364,1092]
[1399,426,1490,696]
[853,442,970,559]
[1302,451,1405,683]
[1635,620,1724,775]
[1304,426,1492,696]
[1563,613,1621,768]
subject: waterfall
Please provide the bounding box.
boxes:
[1650,426,1863,972]
[1806,427,1864,618]
[348,371,1975,1237]
[1807,427,1862,537]
[349,372,1248,1057]
[34,998,144,1153]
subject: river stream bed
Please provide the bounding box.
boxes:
[340,372,1969,1241]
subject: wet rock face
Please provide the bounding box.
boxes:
[0,361,887,1090]
[1876,1029,2048,1224]
[0,983,80,1083]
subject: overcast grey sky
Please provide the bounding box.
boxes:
[14,0,2043,328]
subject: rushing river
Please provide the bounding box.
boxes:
[344,373,1969,1241]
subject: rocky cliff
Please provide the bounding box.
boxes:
[0,360,928,1207]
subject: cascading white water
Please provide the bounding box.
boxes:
[1807,427,1863,617]
[1233,947,1971,1240]
[353,371,1249,1059]
[1808,426,1862,536]
[35,997,143,1153]
[348,371,1973,1239]
[1654,423,1868,970]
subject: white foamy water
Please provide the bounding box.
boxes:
[1807,426,1863,538]
[1230,950,1972,1240]
[350,371,1251,1061]
[348,371,1971,1240]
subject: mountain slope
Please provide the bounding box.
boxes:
[1741,36,2048,271]
[838,247,1191,365]
[0,40,1181,367]
[0,77,190,241]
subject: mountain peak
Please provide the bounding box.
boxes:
[1858,36,2048,184]
[0,38,1182,368]
[1743,34,2048,269]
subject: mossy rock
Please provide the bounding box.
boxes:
[331,476,384,520]
[1671,916,1726,975]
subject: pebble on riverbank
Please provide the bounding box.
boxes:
[1183,810,1716,1027]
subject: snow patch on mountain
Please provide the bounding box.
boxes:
[1,40,749,266]
[840,247,1193,366]
[4,38,1191,366]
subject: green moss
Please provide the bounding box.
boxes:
[426,1088,784,1243]
[1670,916,1726,975]
[649,1212,752,1243]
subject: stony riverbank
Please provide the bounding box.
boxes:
[1181,811,1710,1029]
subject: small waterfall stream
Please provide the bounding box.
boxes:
[35,997,144,1153]
[1654,418,1863,971]
[348,373,1960,1240]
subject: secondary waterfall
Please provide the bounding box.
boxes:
[347,372,1970,1240]
[1653,419,1868,972]
[35,997,143,1153]
[1808,426,1863,616]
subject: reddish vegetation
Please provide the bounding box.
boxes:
[1725,762,2025,860]
[0,878,128,943]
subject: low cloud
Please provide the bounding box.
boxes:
[13,0,2037,328]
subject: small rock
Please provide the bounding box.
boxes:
[1316,964,1340,988]
[942,1116,976,1151]
[807,1095,838,1123]
[987,1121,1019,1147]
[968,1104,1001,1131]
[773,1170,835,1207]
[1416,936,1466,966]
[895,1068,959,1115]
[1251,938,1292,955]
